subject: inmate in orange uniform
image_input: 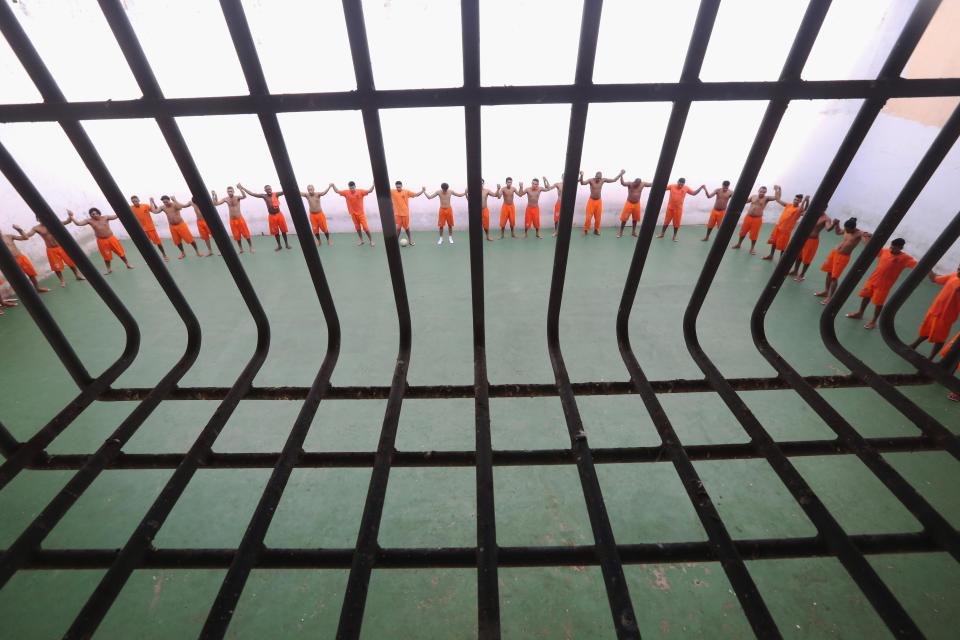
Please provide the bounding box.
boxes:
[438,207,454,229]
[799,238,819,266]
[46,246,75,272]
[553,201,561,224]
[917,273,960,344]
[342,189,371,232]
[820,249,851,280]
[15,255,37,278]
[230,216,251,241]
[664,183,694,229]
[309,212,328,235]
[619,201,641,223]
[131,203,160,244]
[500,203,516,228]
[707,209,724,229]
[196,218,211,241]
[169,221,194,245]
[524,206,540,230]
[584,198,603,233]
[267,194,289,235]
[391,189,416,231]
[740,216,763,242]
[97,236,125,260]
[858,248,917,306]
[767,204,803,251]
[482,207,490,231]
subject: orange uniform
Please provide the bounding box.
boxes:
[554,200,561,224]
[500,203,516,228]
[584,198,603,232]
[391,189,416,230]
[438,207,454,229]
[918,273,960,343]
[268,213,289,236]
[820,249,851,279]
[619,200,641,223]
[857,248,917,306]
[309,212,329,234]
[196,218,211,241]
[97,236,125,260]
[341,189,370,232]
[482,207,490,231]
[740,216,762,241]
[169,221,194,245]
[707,208,725,229]
[230,216,251,241]
[524,206,540,230]
[799,238,819,266]
[767,204,802,251]
[46,246,75,272]
[664,184,694,229]
[131,203,160,244]
[15,255,37,278]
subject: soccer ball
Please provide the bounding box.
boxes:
[399,237,409,247]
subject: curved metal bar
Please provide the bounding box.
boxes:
[334,2,414,637]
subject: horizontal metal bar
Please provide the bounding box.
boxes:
[1,78,959,123]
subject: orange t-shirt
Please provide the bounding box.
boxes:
[667,184,694,207]
[776,204,803,230]
[131,203,155,231]
[865,248,917,292]
[341,189,369,216]
[391,189,415,217]
[928,273,960,320]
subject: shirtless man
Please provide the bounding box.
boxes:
[617,176,653,238]
[150,195,202,259]
[187,197,216,257]
[391,181,425,246]
[702,181,733,241]
[0,281,18,316]
[238,183,292,251]
[69,208,134,274]
[425,182,465,245]
[332,181,375,247]
[658,178,704,241]
[1,227,50,292]
[212,186,254,253]
[731,185,783,254]
[130,195,168,261]
[13,214,85,286]
[580,169,625,236]
[788,205,834,281]
[542,176,563,237]
[477,179,499,242]
[814,217,871,304]
[496,177,519,239]
[517,178,546,239]
[300,184,334,246]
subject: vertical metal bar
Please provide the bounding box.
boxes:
[336,1,414,637]
[549,2,639,638]
[460,0,500,636]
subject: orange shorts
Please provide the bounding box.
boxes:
[47,246,75,272]
[15,254,37,278]
[584,198,603,231]
[196,219,211,241]
[767,224,793,251]
[268,212,288,236]
[524,206,540,230]
[97,236,125,260]
[859,284,893,307]
[438,207,454,228]
[820,249,851,279]
[554,201,561,224]
[707,209,724,229]
[500,203,516,228]
[664,204,683,228]
[310,211,329,234]
[170,221,194,245]
[919,313,955,344]
[230,216,251,240]
[739,215,762,241]
[619,201,641,223]
[395,214,410,230]
[351,212,370,233]
[482,207,490,231]
[144,228,161,244]
[800,237,819,265]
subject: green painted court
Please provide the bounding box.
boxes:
[1,224,958,639]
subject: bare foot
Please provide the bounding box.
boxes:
[552,231,558,237]
[593,230,600,236]
[787,269,797,276]
[104,270,112,275]
[845,312,863,319]
[749,249,756,255]
[761,255,773,261]
[656,233,665,239]
[947,393,959,402]
[701,237,709,241]
[286,245,292,250]
[205,252,214,257]
[511,232,517,238]
[820,298,831,305]
[327,239,332,245]
[60,281,66,288]
[864,320,876,330]
[616,232,623,238]
[794,275,805,282]
[631,232,638,237]
[370,241,375,247]
[672,237,678,242]
[76,275,86,281]
[163,255,170,262]
[274,246,282,252]
[536,233,542,239]
[37,287,51,293]
[487,236,494,242]
[126,264,134,269]
[357,239,364,246]
[179,253,186,260]
[813,291,827,297]
[730,245,741,250]
[250,246,255,253]
[239,248,245,254]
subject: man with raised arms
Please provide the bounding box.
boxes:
[616,175,653,238]
[845,238,916,330]
[13,213,85,287]
[517,178,545,239]
[300,184,334,246]
[731,185,783,254]
[186,197,216,257]
[658,178,704,241]
[496,177,519,239]
[542,176,563,237]
[425,182,466,245]
[788,205,834,281]
[580,169,625,236]
[69,208,134,274]
[761,193,808,262]
[391,181,425,246]
[814,217,872,305]
[212,186,254,253]
[150,195,203,259]
[1,226,50,292]
[332,181,375,247]
[237,183,291,251]
[130,195,168,261]
[702,181,733,241]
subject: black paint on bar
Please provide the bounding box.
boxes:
[0,420,20,459]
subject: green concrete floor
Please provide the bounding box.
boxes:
[0,224,958,638]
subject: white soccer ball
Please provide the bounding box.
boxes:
[399,237,409,247]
